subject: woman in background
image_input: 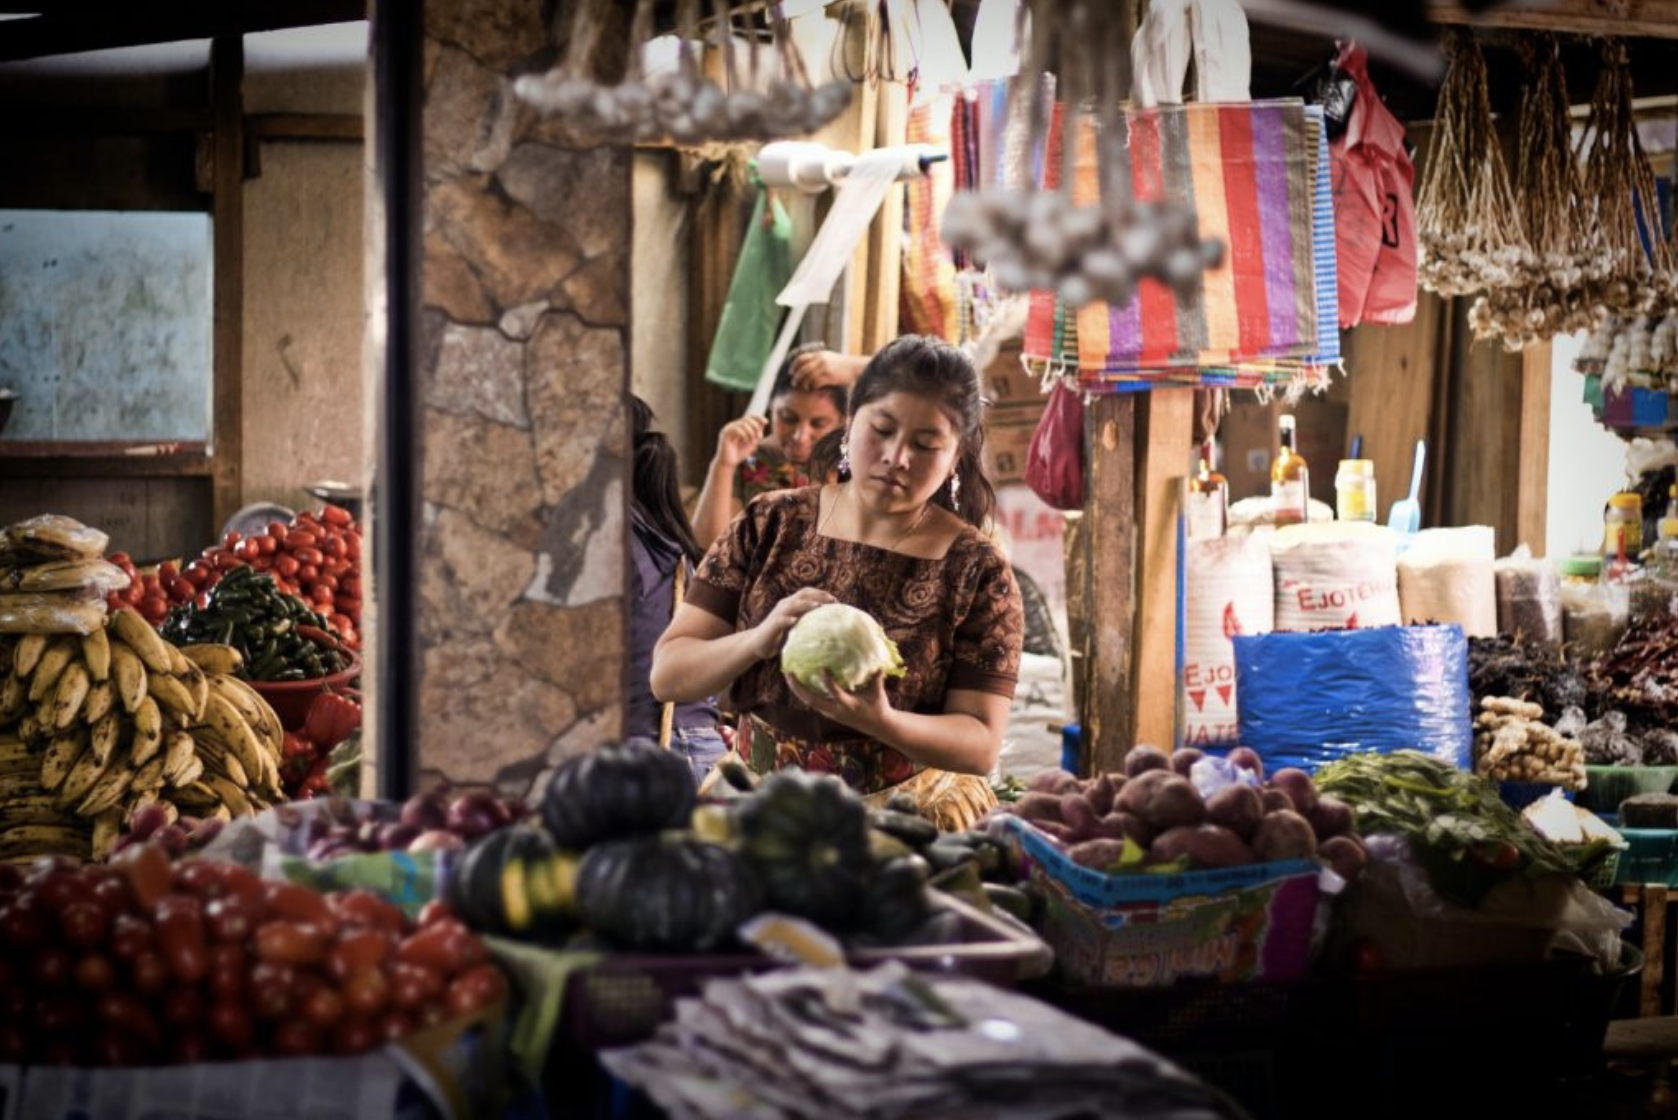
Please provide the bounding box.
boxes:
[691,346,847,552]
[626,396,724,781]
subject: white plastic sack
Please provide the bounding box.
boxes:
[1183,536,1274,747]
[996,651,1071,783]
[1397,526,1497,638]
[1270,522,1401,631]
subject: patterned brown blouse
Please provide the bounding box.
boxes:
[687,486,1024,793]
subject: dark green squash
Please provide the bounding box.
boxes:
[448,824,579,940]
[575,835,762,952]
[540,741,697,849]
[857,855,933,943]
[735,770,871,928]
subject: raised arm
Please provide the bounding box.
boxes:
[691,414,766,552]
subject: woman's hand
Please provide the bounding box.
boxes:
[713,414,767,471]
[785,670,892,738]
[749,587,836,662]
[790,349,866,391]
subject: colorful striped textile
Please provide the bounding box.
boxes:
[899,94,961,341]
[1022,99,1340,391]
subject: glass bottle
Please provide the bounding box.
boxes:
[1271,414,1310,525]
[1187,438,1228,540]
[1335,459,1377,523]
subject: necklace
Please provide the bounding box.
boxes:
[819,483,930,553]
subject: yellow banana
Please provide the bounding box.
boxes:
[146,672,200,722]
[49,661,90,731]
[200,693,265,786]
[130,702,164,767]
[0,672,26,723]
[109,609,172,675]
[76,757,135,816]
[133,756,166,792]
[56,742,115,809]
[110,641,146,714]
[202,741,248,788]
[26,638,75,704]
[162,731,200,788]
[79,628,110,683]
[15,709,45,745]
[0,734,37,777]
[172,780,219,808]
[205,775,253,817]
[39,728,88,791]
[207,675,282,758]
[90,808,122,860]
[81,680,114,726]
[13,634,47,679]
[180,643,243,676]
[88,709,121,769]
[0,825,90,861]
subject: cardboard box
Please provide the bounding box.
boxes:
[984,402,1045,485]
[1219,397,1348,506]
[995,816,1320,987]
[981,344,1048,408]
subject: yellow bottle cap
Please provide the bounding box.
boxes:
[1608,491,1643,511]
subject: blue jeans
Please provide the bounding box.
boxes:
[624,727,727,785]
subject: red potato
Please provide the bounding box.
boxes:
[1059,792,1100,839]
[1138,775,1207,833]
[1068,838,1129,870]
[1228,746,1265,779]
[1308,796,1356,840]
[1099,811,1152,846]
[1013,792,1066,825]
[1170,747,1205,777]
[1252,809,1319,862]
[1319,834,1369,881]
[1269,769,1320,815]
[1206,783,1264,842]
[1087,772,1120,816]
[1150,824,1255,869]
[1260,788,1294,816]
[1123,745,1171,778]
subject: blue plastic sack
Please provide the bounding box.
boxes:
[1232,624,1471,773]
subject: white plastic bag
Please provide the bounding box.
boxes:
[1270,522,1401,631]
[1183,536,1273,746]
[1397,526,1497,638]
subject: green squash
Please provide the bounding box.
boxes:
[735,770,871,929]
[540,740,697,849]
[448,824,578,940]
[575,834,762,952]
[857,855,933,943]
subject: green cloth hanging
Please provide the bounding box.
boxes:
[705,185,794,393]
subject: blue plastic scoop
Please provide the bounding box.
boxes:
[1388,439,1425,534]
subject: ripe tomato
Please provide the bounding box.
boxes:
[342,967,389,1017]
[272,1019,323,1058]
[397,920,481,975]
[74,952,117,993]
[161,986,206,1027]
[97,992,162,1048]
[249,960,300,1021]
[333,1016,379,1056]
[327,928,390,981]
[153,894,208,982]
[128,950,169,995]
[254,920,328,966]
[444,964,507,1019]
[389,962,444,1010]
[57,899,109,948]
[32,946,72,989]
[261,881,335,930]
[207,1001,255,1057]
[301,983,345,1029]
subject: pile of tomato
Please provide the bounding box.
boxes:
[0,846,503,1066]
[106,505,363,649]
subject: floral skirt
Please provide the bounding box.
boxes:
[739,715,997,832]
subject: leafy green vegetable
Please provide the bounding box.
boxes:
[1314,750,1614,907]
[781,603,906,695]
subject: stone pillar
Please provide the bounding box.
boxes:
[417,0,628,794]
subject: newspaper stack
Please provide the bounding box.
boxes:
[601,962,1245,1120]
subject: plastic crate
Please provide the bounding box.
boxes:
[1613,828,1678,886]
[558,892,1052,1051]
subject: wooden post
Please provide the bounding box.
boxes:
[209,37,245,535]
[1516,341,1553,555]
[1132,389,1193,751]
[1081,393,1135,776]
[861,79,908,352]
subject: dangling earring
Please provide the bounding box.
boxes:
[949,471,961,506]
[838,437,851,478]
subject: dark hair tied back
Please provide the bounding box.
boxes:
[848,334,996,529]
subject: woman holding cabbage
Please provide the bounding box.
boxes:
[652,335,1023,829]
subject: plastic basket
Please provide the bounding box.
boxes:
[558,892,1052,1051]
[1579,765,1678,814]
[1612,828,1678,887]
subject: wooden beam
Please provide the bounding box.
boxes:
[1516,340,1553,556]
[0,447,213,478]
[1132,389,1192,753]
[861,79,908,354]
[1427,0,1678,38]
[1082,393,1135,777]
[247,113,364,143]
[0,0,365,63]
[209,36,244,537]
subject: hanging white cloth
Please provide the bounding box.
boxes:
[1130,0,1251,107]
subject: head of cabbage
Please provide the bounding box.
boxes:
[780,602,906,697]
